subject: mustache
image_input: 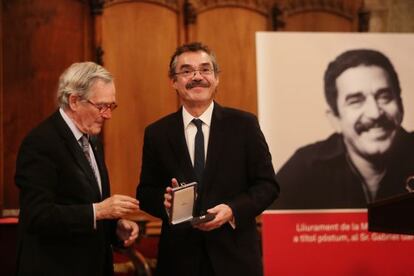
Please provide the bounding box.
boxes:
[354,114,398,135]
[186,80,210,89]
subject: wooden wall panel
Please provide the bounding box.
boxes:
[189,6,269,114]
[284,11,354,31]
[366,0,414,32]
[2,0,93,209]
[275,0,363,32]
[102,1,179,197]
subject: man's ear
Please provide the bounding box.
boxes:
[170,78,178,90]
[326,109,342,133]
[68,94,79,111]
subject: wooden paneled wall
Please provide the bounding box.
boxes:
[100,0,180,196]
[1,0,367,210]
[189,4,270,114]
[1,0,94,210]
[274,0,363,31]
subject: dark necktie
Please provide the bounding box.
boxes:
[192,119,205,184]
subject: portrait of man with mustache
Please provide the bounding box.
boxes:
[271,49,414,209]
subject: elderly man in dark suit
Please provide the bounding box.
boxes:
[15,62,140,275]
[136,42,279,276]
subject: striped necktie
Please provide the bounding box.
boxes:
[80,135,92,165]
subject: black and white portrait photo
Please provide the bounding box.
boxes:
[256,33,414,209]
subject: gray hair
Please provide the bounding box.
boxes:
[57,62,113,109]
[168,42,220,80]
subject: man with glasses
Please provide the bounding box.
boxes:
[271,49,414,210]
[15,62,140,275]
[136,42,279,276]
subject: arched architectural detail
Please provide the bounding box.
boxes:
[188,0,272,16]
[103,0,179,11]
[280,0,359,19]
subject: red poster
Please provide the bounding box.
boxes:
[262,209,414,276]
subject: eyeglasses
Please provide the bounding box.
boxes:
[174,68,214,78]
[86,100,118,113]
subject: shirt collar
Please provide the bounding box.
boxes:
[59,108,84,141]
[182,101,214,128]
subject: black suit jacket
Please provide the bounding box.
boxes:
[271,129,414,209]
[137,103,279,276]
[15,110,116,276]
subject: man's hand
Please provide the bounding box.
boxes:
[193,204,233,231]
[116,219,139,247]
[163,178,179,212]
[95,194,139,220]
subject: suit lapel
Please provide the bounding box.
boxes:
[166,105,226,188]
[167,109,196,184]
[90,136,109,198]
[203,103,225,191]
[51,111,102,200]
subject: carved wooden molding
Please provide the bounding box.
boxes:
[102,0,179,12]
[89,0,105,15]
[184,1,197,25]
[271,3,285,30]
[187,0,273,16]
[279,0,357,20]
[95,46,105,66]
[358,7,370,32]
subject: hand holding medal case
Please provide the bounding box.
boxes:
[169,182,215,225]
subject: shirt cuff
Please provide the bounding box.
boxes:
[92,204,97,229]
[229,216,236,229]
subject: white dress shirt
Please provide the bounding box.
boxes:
[182,101,214,166]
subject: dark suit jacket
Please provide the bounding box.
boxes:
[137,103,279,276]
[15,110,116,276]
[271,129,414,210]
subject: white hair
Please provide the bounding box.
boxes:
[57,62,113,109]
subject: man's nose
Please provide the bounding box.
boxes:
[364,96,383,119]
[101,108,112,119]
[191,70,203,79]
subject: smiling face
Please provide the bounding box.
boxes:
[331,65,403,160]
[171,51,219,112]
[69,79,116,135]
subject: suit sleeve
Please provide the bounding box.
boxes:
[226,115,280,228]
[136,127,169,220]
[15,134,95,237]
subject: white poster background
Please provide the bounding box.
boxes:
[256,32,414,171]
